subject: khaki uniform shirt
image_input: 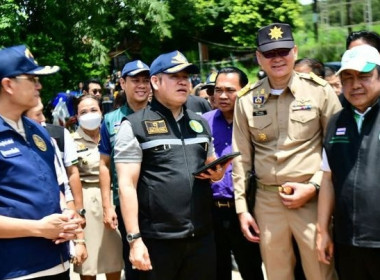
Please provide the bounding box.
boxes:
[72,127,100,185]
[232,72,342,213]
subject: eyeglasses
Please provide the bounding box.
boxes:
[92,89,102,94]
[12,75,40,84]
[261,48,292,59]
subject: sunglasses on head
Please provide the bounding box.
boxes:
[261,48,292,59]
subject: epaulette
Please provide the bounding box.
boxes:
[297,72,328,86]
[71,131,80,140]
[238,80,261,98]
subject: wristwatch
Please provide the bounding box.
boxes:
[76,208,86,217]
[127,232,141,243]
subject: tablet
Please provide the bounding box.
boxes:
[193,152,241,176]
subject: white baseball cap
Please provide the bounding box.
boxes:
[337,44,380,75]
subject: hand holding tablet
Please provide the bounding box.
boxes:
[193,152,241,176]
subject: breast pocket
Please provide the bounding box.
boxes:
[289,110,319,141]
[248,115,275,142]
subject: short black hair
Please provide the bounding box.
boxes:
[295,58,325,78]
[324,66,336,78]
[215,66,248,88]
[83,78,102,92]
[74,94,102,114]
[346,30,380,52]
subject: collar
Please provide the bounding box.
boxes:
[150,97,187,121]
[0,115,28,133]
[72,126,98,143]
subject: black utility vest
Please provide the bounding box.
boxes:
[127,98,213,239]
[324,100,380,247]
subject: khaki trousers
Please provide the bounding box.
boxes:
[254,189,336,280]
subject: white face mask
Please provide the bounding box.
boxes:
[78,112,102,130]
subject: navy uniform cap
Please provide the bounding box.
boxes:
[0,45,59,80]
[257,23,295,52]
[200,72,217,92]
[150,50,199,76]
[121,60,150,77]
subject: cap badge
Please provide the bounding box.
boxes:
[32,134,47,151]
[171,51,187,64]
[137,60,144,69]
[25,48,38,64]
[189,120,203,133]
[269,26,283,40]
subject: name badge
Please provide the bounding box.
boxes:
[253,110,267,116]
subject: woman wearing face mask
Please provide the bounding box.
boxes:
[72,95,123,280]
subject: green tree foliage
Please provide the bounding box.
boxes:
[0,0,306,101]
[0,0,173,102]
[224,0,303,47]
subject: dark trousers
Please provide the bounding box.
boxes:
[115,205,139,280]
[336,243,380,280]
[139,233,216,280]
[212,204,263,280]
[33,270,69,280]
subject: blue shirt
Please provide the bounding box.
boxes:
[202,109,234,200]
[0,116,69,279]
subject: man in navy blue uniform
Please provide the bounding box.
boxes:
[0,45,82,280]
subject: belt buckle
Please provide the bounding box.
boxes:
[217,201,231,208]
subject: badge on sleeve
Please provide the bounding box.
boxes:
[189,120,204,133]
[32,134,47,151]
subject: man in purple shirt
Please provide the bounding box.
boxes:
[202,67,263,280]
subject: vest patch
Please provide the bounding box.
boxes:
[32,134,47,151]
[189,120,203,133]
[0,138,14,147]
[336,127,346,135]
[0,147,21,157]
[144,120,169,134]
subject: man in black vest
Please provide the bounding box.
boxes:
[114,50,231,280]
[317,44,380,279]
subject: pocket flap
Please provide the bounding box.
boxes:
[249,116,272,130]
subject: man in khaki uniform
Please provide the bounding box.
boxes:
[232,23,341,280]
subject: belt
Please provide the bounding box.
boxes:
[214,200,235,208]
[256,181,280,193]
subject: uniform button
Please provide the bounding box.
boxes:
[225,142,228,146]
[192,233,195,237]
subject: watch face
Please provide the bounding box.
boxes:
[78,208,86,216]
[127,233,141,243]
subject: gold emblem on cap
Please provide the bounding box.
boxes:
[32,134,47,151]
[171,51,187,64]
[257,133,268,142]
[137,60,144,68]
[269,26,283,40]
[25,48,38,64]
[145,120,169,134]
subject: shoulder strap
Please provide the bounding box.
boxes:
[45,123,65,153]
